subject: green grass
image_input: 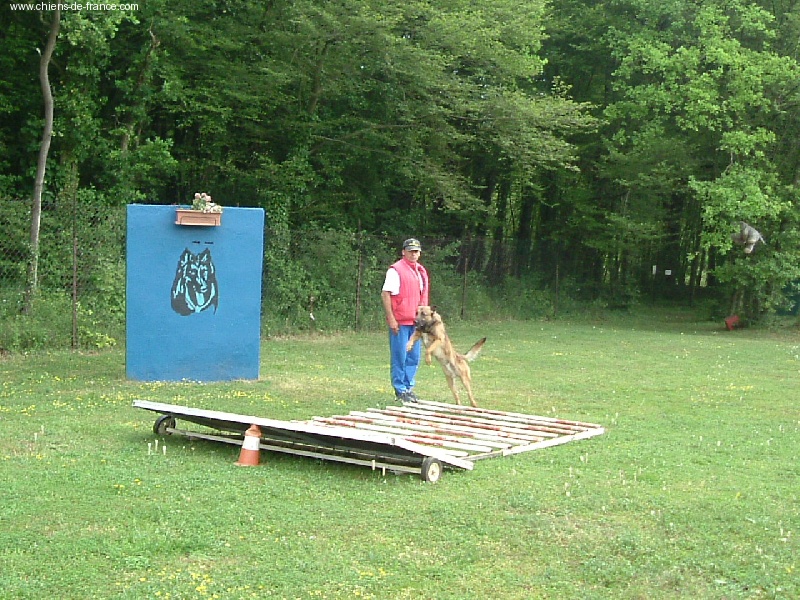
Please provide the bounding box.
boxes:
[1,308,798,599]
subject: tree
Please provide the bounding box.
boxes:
[600,0,800,315]
[23,8,60,315]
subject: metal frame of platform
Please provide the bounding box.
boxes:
[133,399,604,482]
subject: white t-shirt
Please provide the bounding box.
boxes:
[382,266,424,295]
[382,267,401,295]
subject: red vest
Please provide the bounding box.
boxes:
[390,258,429,325]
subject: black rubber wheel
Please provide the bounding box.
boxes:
[420,457,443,483]
[153,414,176,436]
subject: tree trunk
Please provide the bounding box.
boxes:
[23,9,60,315]
[486,178,511,285]
[120,27,160,153]
[513,186,537,277]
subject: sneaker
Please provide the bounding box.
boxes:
[404,390,421,403]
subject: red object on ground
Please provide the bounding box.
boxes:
[725,315,740,331]
[235,424,262,466]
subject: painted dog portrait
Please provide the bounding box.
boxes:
[170,248,219,316]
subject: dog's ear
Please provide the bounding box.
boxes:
[431,305,437,314]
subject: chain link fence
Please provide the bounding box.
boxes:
[258,227,571,336]
[1,197,126,351]
[1,199,571,352]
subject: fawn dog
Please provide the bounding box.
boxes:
[406,306,486,407]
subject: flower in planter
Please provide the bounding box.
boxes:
[191,192,223,213]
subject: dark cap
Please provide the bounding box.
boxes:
[403,238,422,251]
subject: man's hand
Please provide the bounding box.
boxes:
[381,290,399,334]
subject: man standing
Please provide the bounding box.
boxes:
[381,238,429,402]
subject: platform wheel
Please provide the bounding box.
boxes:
[154,414,177,436]
[420,457,443,483]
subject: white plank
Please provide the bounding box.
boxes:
[133,399,603,473]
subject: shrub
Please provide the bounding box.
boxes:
[0,290,73,351]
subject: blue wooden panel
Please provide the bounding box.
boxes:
[126,204,264,381]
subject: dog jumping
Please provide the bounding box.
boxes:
[405,306,486,407]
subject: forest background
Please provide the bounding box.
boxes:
[2,0,800,350]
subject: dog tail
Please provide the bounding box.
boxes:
[464,337,487,362]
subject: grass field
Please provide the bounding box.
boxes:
[1,308,798,599]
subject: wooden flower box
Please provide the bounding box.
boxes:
[175,209,222,226]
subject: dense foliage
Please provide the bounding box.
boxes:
[2,0,800,347]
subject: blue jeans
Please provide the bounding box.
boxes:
[389,324,421,395]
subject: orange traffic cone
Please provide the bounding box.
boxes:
[235,424,262,466]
